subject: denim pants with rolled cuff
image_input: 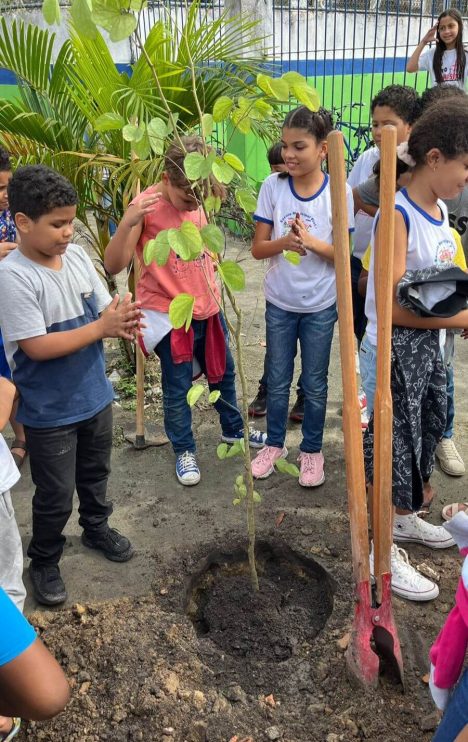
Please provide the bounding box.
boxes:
[155,315,243,455]
[265,300,337,453]
[25,403,113,567]
[360,334,377,419]
[432,668,468,742]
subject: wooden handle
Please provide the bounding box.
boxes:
[373,125,397,601]
[133,177,145,441]
[328,131,370,588]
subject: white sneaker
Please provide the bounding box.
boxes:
[393,513,455,549]
[369,543,439,601]
[435,437,466,477]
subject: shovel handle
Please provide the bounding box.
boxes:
[132,177,145,441]
[373,126,397,600]
[328,131,370,588]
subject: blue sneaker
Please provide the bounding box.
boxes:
[221,427,267,449]
[176,451,200,486]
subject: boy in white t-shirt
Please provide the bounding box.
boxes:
[0,377,25,612]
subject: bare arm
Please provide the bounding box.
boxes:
[0,377,15,430]
[104,192,161,275]
[251,221,306,260]
[406,25,437,72]
[0,638,69,720]
[353,187,378,218]
[18,293,142,362]
[382,212,468,329]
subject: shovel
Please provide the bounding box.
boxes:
[123,177,169,450]
[328,127,403,687]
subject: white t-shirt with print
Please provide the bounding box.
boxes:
[419,47,468,89]
[365,188,457,346]
[347,147,380,260]
[0,434,19,494]
[254,173,354,313]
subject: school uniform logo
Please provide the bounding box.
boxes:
[280,210,317,236]
[435,239,456,266]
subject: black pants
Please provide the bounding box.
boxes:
[25,404,113,567]
[351,255,367,344]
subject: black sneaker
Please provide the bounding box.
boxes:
[29,563,67,606]
[81,527,134,562]
[289,391,305,422]
[248,383,267,417]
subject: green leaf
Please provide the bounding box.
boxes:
[257,73,273,96]
[283,250,301,266]
[217,443,228,460]
[253,491,262,504]
[224,152,244,173]
[235,189,257,213]
[231,107,251,134]
[232,498,241,506]
[235,483,247,497]
[168,293,195,331]
[291,84,320,111]
[235,474,244,487]
[204,196,222,213]
[92,0,137,41]
[217,261,245,292]
[167,221,202,261]
[208,390,221,404]
[187,383,205,407]
[147,118,166,155]
[94,112,125,132]
[212,157,235,185]
[132,128,151,160]
[42,0,61,24]
[122,124,143,143]
[282,70,307,85]
[143,231,171,267]
[213,96,234,123]
[70,0,97,37]
[275,458,300,477]
[200,224,224,254]
[184,152,204,180]
[202,113,214,137]
[269,76,290,100]
[249,99,273,121]
[226,441,242,458]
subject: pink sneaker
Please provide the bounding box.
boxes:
[251,445,288,479]
[298,451,325,487]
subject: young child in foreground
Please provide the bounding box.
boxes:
[363,100,468,602]
[0,148,27,469]
[105,136,266,487]
[0,165,140,607]
[250,106,354,487]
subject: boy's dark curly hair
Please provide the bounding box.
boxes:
[0,148,12,173]
[371,84,420,124]
[8,165,77,220]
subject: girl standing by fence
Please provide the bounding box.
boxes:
[407,8,468,90]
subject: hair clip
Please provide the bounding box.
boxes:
[396,141,416,168]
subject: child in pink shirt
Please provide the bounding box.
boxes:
[105,136,265,485]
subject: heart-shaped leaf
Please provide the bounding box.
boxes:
[202,113,214,137]
[169,293,195,331]
[70,0,97,37]
[147,117,166,155]
[283,249,301,265]
[200,224,224,254]
[187,383,205,407]
[217,261,245,291]
[42,0,61,24]
[224,152,244,172]
[213,96,234,123]
[235,189,257,213]
[94,112,125,132]
[208,390,221,404]
[212,157,235,185]
[167,221,202,261]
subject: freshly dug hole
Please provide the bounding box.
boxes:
[185,540,335,665]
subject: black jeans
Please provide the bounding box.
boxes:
[25,404,113,567]
[351,254,367,344]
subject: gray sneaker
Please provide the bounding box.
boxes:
[436,437,466,477]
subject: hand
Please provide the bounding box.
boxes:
[99,293,144,341]
[0,242,17,260]
[422,25,437,45]
[293,215,315,252]
[282,230,306,255]
[122,193,161,229]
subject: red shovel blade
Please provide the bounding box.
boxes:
[346,576,404,688]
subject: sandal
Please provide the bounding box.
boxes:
[10,439,27,470]
[0,718,20,741]
[442,502,468,521]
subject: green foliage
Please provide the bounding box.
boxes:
[187,384,205,407]
[42,0,61,25]
[275,458,300,477]
[217,261,246,291]
[208,390,221,404]
[200,224,224,254]
[168,293,195,331]
[143,231,171,267]
[168,222,203,260]
[283,250,301,266]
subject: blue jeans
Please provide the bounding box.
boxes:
[444,363,455,439]
[155,315,243,455]
[360,334,377,419]
[265,301,337,452]
[432,668,468,742]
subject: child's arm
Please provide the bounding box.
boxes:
[0,377,16,431]
[251,221,307,259]
[353,187,378,218]
[18,293,141,362]
[406,25,437,72]
[387,212,468,329]
[104,192,160,275]
[0,243,17,260]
